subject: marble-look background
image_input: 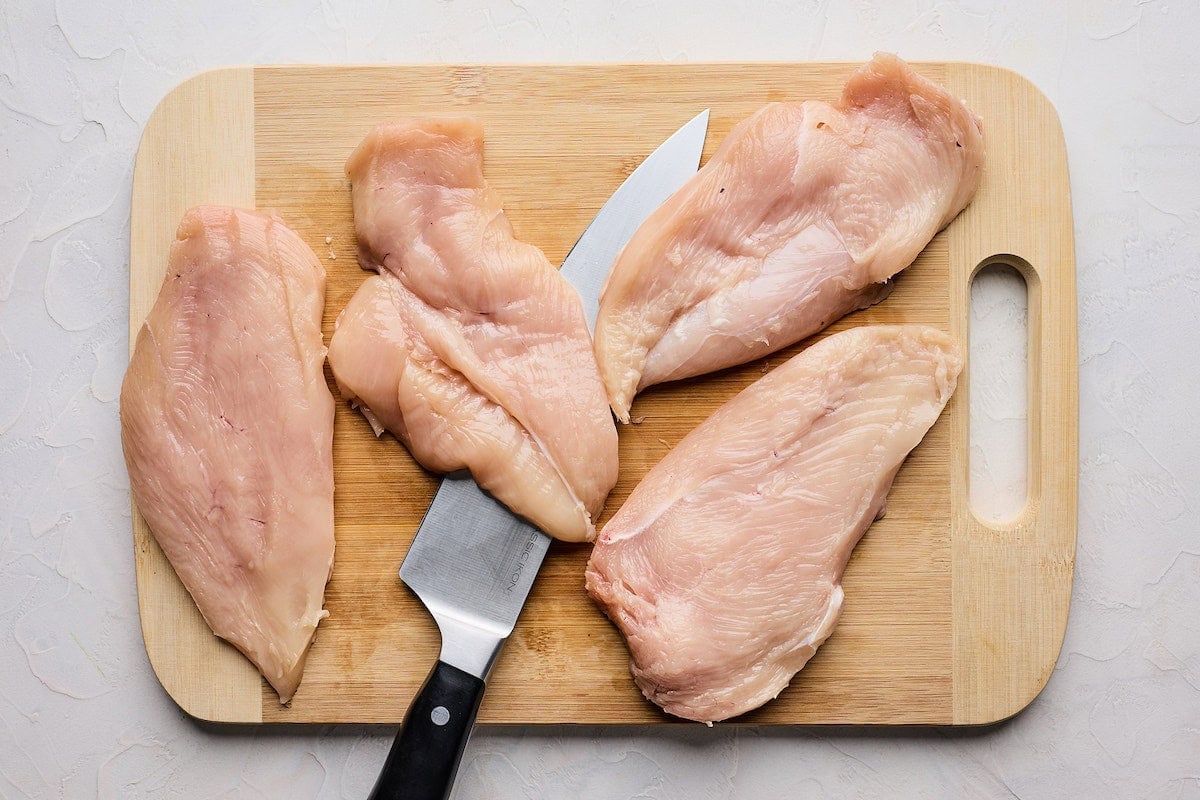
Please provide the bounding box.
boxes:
[2,1,1197,797]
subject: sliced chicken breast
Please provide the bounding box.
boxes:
[595,53,983,421]
[586,325,963,723]
[121,206,335,704]
[329,118,618,542]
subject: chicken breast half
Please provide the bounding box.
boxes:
[121,206,335,704]
[328,118,618,542]
[594,53,983,421]
[586,325,963,723]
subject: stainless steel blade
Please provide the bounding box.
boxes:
[400,475,549,678]
[399,109,711,681]
[561,108,711,328]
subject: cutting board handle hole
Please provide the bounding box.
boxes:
[968,257,1031,525]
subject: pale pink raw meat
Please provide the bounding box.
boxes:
[120,206,335,703]
[329,118,618,542]
[586,325,963,723]
[594,53,983,421]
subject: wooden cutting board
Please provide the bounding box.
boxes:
[129,62,1076,725]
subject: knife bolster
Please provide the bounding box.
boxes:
[424,603,508,681]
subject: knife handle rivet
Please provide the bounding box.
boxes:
[430,705,451,726]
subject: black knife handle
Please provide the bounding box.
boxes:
[367,660,486,800]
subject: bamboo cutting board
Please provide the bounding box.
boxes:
[129,62,1077,725]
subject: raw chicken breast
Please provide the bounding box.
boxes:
[121,206,335,704]
[329,118,618,542]
[595,53,982,421]
[586,325,962,723]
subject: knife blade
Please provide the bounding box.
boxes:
[367,109,710,800]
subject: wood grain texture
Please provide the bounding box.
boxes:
[944,65,1079,724]
[127,62,1076,726]
[129,68,262,723]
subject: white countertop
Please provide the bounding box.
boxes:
[2,1,1197,797]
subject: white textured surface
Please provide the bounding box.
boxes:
[2,0,1198,797]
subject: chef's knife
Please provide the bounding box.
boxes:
[366,109,710,800]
